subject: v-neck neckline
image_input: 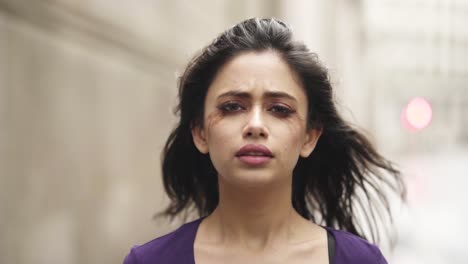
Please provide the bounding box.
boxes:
[189,217,335,264]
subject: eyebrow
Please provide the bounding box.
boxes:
[217,90,298,102]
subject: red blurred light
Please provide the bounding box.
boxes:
[402,97,432,131]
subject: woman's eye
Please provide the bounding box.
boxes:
[219,102,245,113]
[269,105,294,116]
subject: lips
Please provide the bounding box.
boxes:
[236,144,273,157]
[236,144,273,166]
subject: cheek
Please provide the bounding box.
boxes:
[204,112,237,149]
[275,116,307,141]
[204,110,225,145]
[205,110,223,129]
[275,124,307,159]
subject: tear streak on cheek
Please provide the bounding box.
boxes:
[205,110,224,131]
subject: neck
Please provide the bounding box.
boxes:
[205,178,306,250]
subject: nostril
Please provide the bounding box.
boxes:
[243,127,268,138]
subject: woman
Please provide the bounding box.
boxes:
[124,18,405,264]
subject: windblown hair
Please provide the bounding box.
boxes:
[158,18,405,245]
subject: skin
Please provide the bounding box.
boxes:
[191,51,328,264]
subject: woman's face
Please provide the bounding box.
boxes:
[192,51,321,188]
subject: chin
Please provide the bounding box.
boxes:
[220,171,285,189]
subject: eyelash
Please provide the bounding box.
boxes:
[218,101,295,117]
[218,102,245,112]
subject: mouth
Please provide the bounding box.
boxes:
[235,144,273,166]
[236,155,272,166]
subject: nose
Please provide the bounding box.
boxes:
[242,106,269,139]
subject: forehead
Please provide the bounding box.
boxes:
[207,51,306,102]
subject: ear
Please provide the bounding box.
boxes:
[191,124,209,154]
[300,128,322,158]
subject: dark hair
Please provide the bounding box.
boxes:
[158,18,405,245]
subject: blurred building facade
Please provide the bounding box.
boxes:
[1,0,467,263]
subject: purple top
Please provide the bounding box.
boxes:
[123,218,388,264]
